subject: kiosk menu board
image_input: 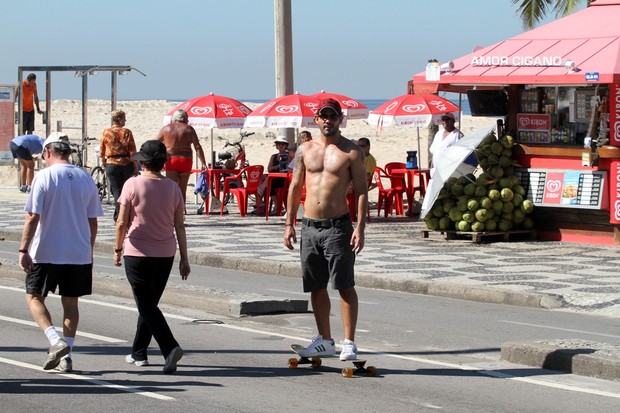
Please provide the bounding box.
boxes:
[515,168,607,209]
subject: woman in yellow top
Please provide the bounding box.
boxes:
[99,110,138,221]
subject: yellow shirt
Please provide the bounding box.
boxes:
[364,153,377,176]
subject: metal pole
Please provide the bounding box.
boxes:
[45,70,51,138]
[274,0,294,143]
[17,69,23,136]
[82,74,88,166]
[111,71,118,118]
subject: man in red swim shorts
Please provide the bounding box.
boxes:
[156,109,207,208]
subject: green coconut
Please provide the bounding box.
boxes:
[521,199,534,214]
[500,188,514,202]
[475,208,488,222]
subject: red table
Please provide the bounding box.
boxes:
[205,168,240,216]
[390,168,430,216]
[264,172,290,220]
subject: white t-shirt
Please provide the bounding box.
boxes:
[429,128,464,176]
[25,163,103,264]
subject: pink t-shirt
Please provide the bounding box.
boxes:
[117,175,184,257]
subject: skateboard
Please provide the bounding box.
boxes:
[288,344,377,378]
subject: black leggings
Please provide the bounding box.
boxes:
[124,255,179,360]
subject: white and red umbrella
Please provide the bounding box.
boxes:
[164,92,252,129]
[244,92,321,129]
[163,92,253,164]
[310,90,369,120]
[367,94,459,128]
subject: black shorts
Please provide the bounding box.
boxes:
[25,263,93,297]
[300,213,356,292]
[10,141,33,161]
[23,110,35,132]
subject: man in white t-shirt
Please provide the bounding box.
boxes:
[18,132,103,373]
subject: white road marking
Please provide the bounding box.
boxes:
[0,356,174,401]
[3,285,620,399]
[500,320,620,339]
[0,315,126,343]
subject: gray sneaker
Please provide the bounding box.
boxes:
[163,346,183,374]
[56,357,73,373]
[43,339,70,370]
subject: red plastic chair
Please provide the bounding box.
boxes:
[347,173,372,223]
[373,167,402,217]
[221,165,264,217]
[382,163,406,215]
[267,171,292,219]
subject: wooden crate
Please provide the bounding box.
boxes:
[420,229,537,243]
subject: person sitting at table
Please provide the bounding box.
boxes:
[287,143,298,171]
[252,136,289,215]
[357,137,376,190]
[298,130,313,143]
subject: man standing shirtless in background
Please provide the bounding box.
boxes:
[283,99,368,361]
[156,109,206,208]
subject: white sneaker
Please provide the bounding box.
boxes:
[339,339,358,360]
[125,354,149,367]
[297,335,336,357]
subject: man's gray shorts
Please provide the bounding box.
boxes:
[300,214,355,292]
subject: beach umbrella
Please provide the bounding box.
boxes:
[367,94,460,128]
[163,92,253,164]
[420,126,495,219]
[367,93,461,167]
[310,90,369,120]
[244,92,321,129]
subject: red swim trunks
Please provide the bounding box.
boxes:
[164,157,193,173]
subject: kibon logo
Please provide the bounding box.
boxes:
[546,180,561,192]
[615,200,620,221]
[190,107,213,116]
[615,122,620,141]
[276,105,299,114]
[402,104,426,113]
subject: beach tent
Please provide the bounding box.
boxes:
[412,0,620,93]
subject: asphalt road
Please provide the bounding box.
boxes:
[1,247,620,412]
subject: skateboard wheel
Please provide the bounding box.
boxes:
[288,358,298,368]
[342,367,353,378]
[366,366,377,377]
[311,358,322,368]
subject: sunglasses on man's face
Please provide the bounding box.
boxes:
[317,112,340,121]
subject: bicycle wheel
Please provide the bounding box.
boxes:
[91,167,107,201]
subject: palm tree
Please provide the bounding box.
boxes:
[511,0,594,29]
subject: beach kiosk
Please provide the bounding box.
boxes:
[410,0,620,245]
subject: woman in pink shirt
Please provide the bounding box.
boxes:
[113,140,190,374]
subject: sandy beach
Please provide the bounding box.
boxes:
[1,99,497,191]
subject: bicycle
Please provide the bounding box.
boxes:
[213,131,254,206]
[64,135,108,201]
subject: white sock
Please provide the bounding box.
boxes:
[63,336,75,359]
[44,326,61,346]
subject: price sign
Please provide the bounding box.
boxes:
[516,168,607,209]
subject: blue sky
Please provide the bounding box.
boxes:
[1,0,580,101]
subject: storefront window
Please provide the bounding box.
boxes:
[515,85,608,147]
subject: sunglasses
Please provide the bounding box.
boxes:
[317,112,340,121]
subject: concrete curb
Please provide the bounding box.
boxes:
[501,340,620,382]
